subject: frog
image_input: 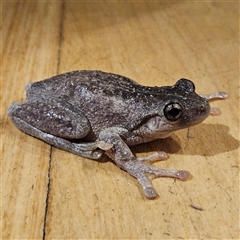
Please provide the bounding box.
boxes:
[8,70,227,199]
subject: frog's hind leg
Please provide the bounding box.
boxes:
[8,102,90,139]
[8,102,109,159]
[8,115,104,159]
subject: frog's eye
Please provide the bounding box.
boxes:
[175,79,195,93]
[164,103,182,121]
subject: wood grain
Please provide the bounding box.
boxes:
[2,1,239,239]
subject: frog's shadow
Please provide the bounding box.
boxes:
[92,123,238,165]
[130,123,239,157]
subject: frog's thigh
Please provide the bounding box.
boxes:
[8,105,103,159]
[8,102,90,139]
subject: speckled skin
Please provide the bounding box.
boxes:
[8,70,222,199]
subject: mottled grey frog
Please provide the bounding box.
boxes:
[8,70,227,199]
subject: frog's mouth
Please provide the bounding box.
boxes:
[177,102,211,128]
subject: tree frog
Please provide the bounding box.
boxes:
[8,70,227,199]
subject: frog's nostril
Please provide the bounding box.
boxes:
[199,104,210,117]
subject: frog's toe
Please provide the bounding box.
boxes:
[200,92,228,100]
[151,167,190,180]
[136,173,159,199]
[210,107,221,115]
[175,170,191,180]
[137,151,168,163]
[143,186,158,199]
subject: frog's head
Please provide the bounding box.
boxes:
[162,78,210,127]
[137,79,211,139]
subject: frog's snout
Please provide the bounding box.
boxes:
[195,101,211,122]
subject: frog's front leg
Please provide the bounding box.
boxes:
[99,128,190,199]
[8,102,112,159]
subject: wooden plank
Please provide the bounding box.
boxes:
[46,2,239,239]
[2,2,62,239]
[2,1,239,239]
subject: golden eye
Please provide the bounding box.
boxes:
[164,103,182,121]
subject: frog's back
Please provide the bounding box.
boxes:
[25,70,164,133]
[26,70,141,99]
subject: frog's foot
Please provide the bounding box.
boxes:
[200,92,228,115]
[122,160,190,199]
[137,151,168,162]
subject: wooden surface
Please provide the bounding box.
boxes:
[2,1,239,239]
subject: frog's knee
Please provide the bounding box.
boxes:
[25,82,32,91]
[7,102,22,117]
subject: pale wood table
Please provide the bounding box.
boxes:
[2,2,239,239]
